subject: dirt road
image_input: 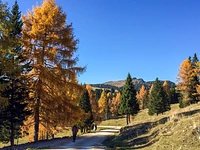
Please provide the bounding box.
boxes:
[52,126,121,150]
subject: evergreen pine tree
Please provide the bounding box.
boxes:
[118,73,139,125]
[148,78,170,115]
[169,84,179,104]
[191,53,199,103]
[0,1,31,147]
[79,90,93,132]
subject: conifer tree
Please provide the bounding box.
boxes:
[191,53,199,102]
[110,92,120,117]
[22,0,85,141]
[98,90,108,120]
[177,58,196,107]
[0,1,31,147]
[86,84,98,121]
[0,0,10,53]
[196,62,200,96]
[79,90,93,132]
[0,0,9,107]
[163,81,170,96]
[136,85,148,109]
[118,73,139,125]
[148,78,170,115]
[169,84,179,104]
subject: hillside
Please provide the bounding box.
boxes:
[91,77,175,91]
[102,103,200,150]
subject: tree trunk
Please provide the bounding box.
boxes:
[128,114,131,124]
[126,114,129,125]
[46,131,49,140]
[10,81,14,149]
[10,119,14,149]
[34,98,40,142]
[52,134,54,139]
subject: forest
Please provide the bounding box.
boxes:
[0,0,199,149]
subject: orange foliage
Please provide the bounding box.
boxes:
[163,81,170,96]
[110,92,121,117]
[177,58,196,102]
[136,85,147,109]
[86,84,98,120]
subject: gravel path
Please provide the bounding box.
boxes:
[1,126,121,150]
[52,127,121,150]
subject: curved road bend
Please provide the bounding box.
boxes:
[53,126,121,150]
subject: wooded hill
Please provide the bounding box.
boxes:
[91,78,175,91]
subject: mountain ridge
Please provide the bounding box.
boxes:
[90,78,175,91]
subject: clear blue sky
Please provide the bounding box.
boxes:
[3,0,200,84]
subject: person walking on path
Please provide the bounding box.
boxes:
[72,125,78,142]
[92,123,97,133]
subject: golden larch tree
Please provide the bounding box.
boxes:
[86,84,98,120]
[136,85,147,109]
[98,90,108,120]
[163,81,170,96]
[110,92,121,117]
[22,0,85,141]
[177,58,196,105]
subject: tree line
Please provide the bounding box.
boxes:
[0,0,199,148]
[0,0,86,148]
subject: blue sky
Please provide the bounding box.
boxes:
[3,0,200,84]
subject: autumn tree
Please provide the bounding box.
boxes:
[110,92,120,117]
[0,0,10,107]
[22,0,85,141]
[136,85,148,109]
[177,58,196,107]
[163,81,170,96]
[148,78,170,115]
[0,1,31,147]
[98,90,108,120]
[118,73,139,125]
[106,92,113,119]
[86,84,98,121]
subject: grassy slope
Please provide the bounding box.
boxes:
[1,103,200,149]
[0,128,73,148]
[102,103,200,150]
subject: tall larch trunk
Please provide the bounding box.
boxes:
[34,97,40,142]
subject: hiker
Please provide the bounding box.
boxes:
[72,125,78,142]
[92,123,97,133]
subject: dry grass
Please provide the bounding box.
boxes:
[98,117,127,126]
[133,103,200,124]
[103,103,200,150]
[1,103,200,149]
[0,129,73,149]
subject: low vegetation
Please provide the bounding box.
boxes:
[103,103,200,150]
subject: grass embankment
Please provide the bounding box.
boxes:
[0,128,73,149]
[103,103,200,150]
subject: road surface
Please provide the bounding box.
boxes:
[52,126,121,150]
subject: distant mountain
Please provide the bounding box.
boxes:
[91,78,175,91]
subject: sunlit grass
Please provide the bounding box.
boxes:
[103,103,200,150]
[1,103,200,148]
[98,117,127,126]
[133,103,200,124]
[0,128,73,149]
